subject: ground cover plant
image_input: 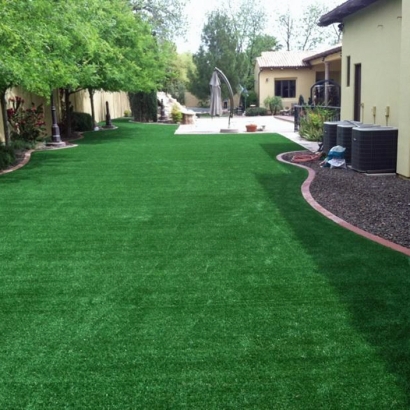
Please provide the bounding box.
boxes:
[1,120,410,409]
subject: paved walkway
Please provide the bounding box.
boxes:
[175,115,319,152]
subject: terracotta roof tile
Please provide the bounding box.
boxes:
[256,50,318,68]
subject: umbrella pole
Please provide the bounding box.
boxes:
[214,67,234,128]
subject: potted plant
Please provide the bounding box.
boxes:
[246,123,258,132]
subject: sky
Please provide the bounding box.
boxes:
[175,0,345,53]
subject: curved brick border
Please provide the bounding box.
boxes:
[0,143,78,176]
[277,152,410,257]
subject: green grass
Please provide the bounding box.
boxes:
[1,119,410,409]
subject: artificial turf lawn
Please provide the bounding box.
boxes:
[1,119,410,409]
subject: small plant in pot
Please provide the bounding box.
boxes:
[246,123,258,132]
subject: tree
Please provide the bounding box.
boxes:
[50,0,164,135]
[130,0,187,41]
[244,34,281,89]
[226,0,272,89]
[188,10,240,101]
[277,3,342,51]
[277,11,295,51]
[163,52,195,104]
[129,91,158,122]
[188,0,279,103]
[82,0,163,126]
[0,0,64,145]
[297,3,330,50]
[128,0,187,122]
[0,0,169,140]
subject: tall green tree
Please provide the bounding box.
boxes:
[129,0,187,121]
[188,0,279,102]
[244,34,281,89]
[0,0,167,139]
[188,10,243,101]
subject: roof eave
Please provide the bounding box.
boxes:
[259,65,310,70]
[318,0,379,27]
[303,46,342,62]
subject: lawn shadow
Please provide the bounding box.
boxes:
[257,143,410,403]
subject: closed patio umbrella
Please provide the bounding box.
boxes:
[209,71,223,117]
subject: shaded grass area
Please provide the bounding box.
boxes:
[0,119,409,408]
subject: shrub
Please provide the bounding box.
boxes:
[11,138,36,150]
[171,104,183,123]
[124,109,131,117]
[128,91,158,122]
[0,144,16,171]
[263,96,283,115]
[7,97,47,143]
[299,106,334,141]
[72,112,94,132]
[245,107,268,116]
[246,90,258,107]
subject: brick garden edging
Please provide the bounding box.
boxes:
[277,152,410,257]
[0,143,79,176]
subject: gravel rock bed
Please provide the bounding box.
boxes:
[282,151,410,249]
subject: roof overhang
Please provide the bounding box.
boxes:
[318,0,380,26]
[303,45,342,63]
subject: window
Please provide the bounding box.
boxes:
[275,80,296,98]
[346,56,351,87]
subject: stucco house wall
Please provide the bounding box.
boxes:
[398,0,410,176]
[256,66,316,109]
[255,47,342,110]
[340,0,402,125]
[321,0,410,177]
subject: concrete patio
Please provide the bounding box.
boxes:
[175,115,319,152]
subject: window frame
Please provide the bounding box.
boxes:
[274,79,296,98]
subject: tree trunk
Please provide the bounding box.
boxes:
[0,89,11,146]
[88,88,96,127]
[64,88,72,138]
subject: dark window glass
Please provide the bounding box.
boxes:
[274,80,296,98]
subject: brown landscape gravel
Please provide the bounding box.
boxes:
[283,152,410,250]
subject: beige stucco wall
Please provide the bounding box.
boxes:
[256,66,316,109]
[398,0,410,176]
[341,0,409,176]
[184,91,240,109]
[309,54,342,85]
[0,88,131,143]
[341,0,402,125]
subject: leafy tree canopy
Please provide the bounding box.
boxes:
[130,0,188,40]
[187,0,280,101]
[277,4,342,51]
[0,0,177,141]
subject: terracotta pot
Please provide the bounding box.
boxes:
[246,124,257,132]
